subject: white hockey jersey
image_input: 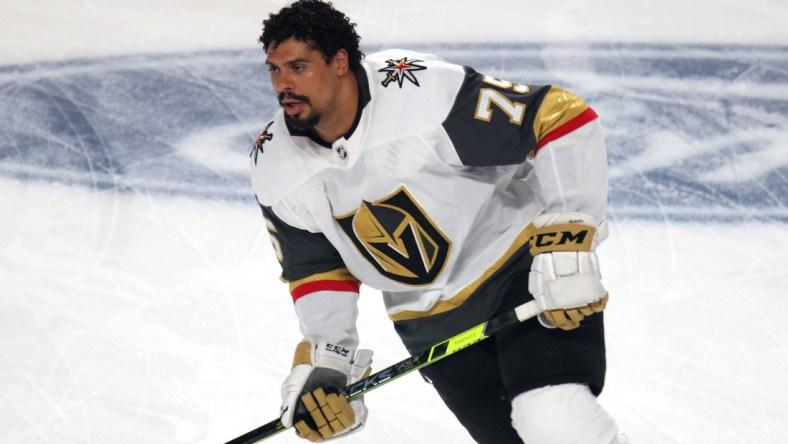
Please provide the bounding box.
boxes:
[250,49,608,349]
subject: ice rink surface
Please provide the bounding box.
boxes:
[1,1,787,443]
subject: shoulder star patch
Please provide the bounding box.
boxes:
[250,121,274,165]
[378,57,427,88]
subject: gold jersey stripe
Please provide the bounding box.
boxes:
[533,86,590,143]
[389,224,536,322]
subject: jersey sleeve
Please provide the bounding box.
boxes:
[260,203,361,348]
[532,115,609,223]
[441,66,608,224]
[530,86,608,223]
[260,204,359,300]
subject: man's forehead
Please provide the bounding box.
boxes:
[266,38,318,61]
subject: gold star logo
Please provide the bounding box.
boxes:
[378,57,427,88]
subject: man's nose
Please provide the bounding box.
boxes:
[273,72,294,94]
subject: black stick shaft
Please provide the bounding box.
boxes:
[225,300,540,444]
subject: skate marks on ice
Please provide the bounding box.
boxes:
[2,43,788,444]
[1,43,786,221]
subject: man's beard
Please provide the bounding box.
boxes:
[284,111,320,130]
[279,92,320,130]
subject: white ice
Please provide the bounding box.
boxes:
[1,1,787,443]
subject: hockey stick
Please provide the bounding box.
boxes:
[225,299,541,444]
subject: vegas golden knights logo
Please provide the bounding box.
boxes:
[335,186,451,286]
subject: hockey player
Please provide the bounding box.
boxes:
[250,0,623,442]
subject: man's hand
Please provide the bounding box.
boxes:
[280,341,373,442]
[527,212,609,330]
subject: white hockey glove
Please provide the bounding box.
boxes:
[280,341,373,442]
[528,212,609,331]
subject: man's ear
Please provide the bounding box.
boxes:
[333,48,350,75]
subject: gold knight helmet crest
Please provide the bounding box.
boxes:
[335,186,451,286]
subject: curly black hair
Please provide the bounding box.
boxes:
[259,0,364,70]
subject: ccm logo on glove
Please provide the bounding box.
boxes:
[532,228,590,248]
[324,343,350,358]
[529,224,595,256]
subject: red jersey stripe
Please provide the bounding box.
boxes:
[535,107,598,155]
[291,280,361,303]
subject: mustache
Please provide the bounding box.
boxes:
[278,91,311,105]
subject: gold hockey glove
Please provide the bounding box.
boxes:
[527,212,609,330]
[280,341,373,442]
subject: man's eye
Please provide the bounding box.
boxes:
[267,66,279,73]
[292,65,304,72]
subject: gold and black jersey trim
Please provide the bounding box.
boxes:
[388,223,536,322]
